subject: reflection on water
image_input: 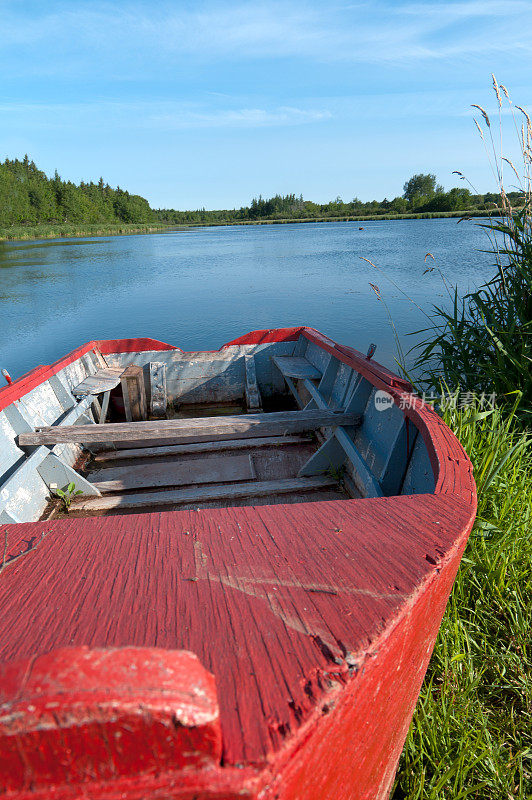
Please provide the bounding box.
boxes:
[0,219,494,379]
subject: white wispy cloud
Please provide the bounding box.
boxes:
[1,0,532,73]
[0,100,331,130]
[402,0,530,20]
[148,106,331,129]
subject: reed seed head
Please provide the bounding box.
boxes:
[492,74,502,108]
[516,105,532,134]
[369,282,381,300]
[502,157,521,182]
[472,104,491,128]
[474,118,484,138]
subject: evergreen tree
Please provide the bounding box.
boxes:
[0,157,155,225]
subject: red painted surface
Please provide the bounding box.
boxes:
[97,337,178,354]
[224,327,304,346]
[0,647,221,794]
[266,494,473,800]
[0,327,477,799]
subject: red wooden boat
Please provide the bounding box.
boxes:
[0,327,476,799]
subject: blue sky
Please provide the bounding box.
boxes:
[1,0,531,209]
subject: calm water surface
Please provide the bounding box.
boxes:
[0,219,495,379]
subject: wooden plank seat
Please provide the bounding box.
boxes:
[71,476,337,513]
[72,367,125,397]
[18,409,361,447]
[272,356,322,381]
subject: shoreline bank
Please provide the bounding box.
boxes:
[0,209,501,242]
[0,222,170,243]
[176,208,498,227]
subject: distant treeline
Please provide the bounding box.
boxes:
[155,189,521,225]
[154,174,523,225]
[0,156,152,226]
[0,160,522,230]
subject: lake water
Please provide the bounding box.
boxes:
[0,219,495,380]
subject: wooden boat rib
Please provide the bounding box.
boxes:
[0,326,476,800]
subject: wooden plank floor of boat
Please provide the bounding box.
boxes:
[90,453,257,492]
[67,435,352,517]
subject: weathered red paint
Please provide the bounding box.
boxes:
[0,647,221,794]
[97,337,178,354]
[265,494,473,800]
[0,328,476,799]
[224,327,304,346]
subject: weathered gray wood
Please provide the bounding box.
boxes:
[72,367,124,397]
[283,374,305,408]
[380,421,418,496]
[0,510,21,524]
[99,391,111,424]
[400,434,436,494]
[94,435,311,462]
[91,396,102,419]
[344,375,373,415]
[272,356,322,381]
[3,402,35,436]
[73,476,337,512]
[297,385,383,497]
[302,379,328,410]
[19,410,361,447]
[292,337,308,357]
[302,379,342,415]
[15,395,94,448]
[91,453,256,492]
[317,355,340,399]
[37,453,101,497]
[121,365,148,422]
[93,348,109,368]
[0,396,99,521]
[334,427,383,498]
[244,355,262,411]
[48,374,76,410]
[149,362,167,418]
[298,435,346,477]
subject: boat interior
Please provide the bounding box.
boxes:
[0,329,436,524]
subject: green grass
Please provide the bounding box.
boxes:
[0,222,171,241]
[393,397,532,799]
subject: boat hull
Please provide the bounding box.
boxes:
[0,327,476,799]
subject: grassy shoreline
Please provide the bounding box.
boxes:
[0,222,170,242]
[0,209,500,242]
[393,400,531,799]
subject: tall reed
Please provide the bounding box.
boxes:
[412,78,532,418]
